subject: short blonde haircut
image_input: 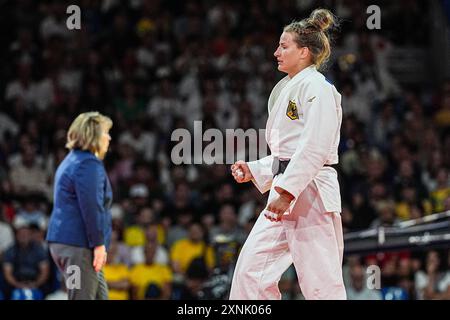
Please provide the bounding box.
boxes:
[66,112,112,154]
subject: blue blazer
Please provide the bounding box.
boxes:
[46,149,113,250]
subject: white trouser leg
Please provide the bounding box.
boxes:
[283,181,346,300]
[229,185,292,300]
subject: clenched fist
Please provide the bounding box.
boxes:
[231,160,253,183]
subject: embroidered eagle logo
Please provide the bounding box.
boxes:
[286,100,299,120]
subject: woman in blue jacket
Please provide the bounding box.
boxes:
[46,111,113,300]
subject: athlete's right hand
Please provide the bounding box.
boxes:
[231,161,253,183]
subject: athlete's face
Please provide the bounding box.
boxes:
[274,32,310,77]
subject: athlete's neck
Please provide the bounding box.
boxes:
[288,63,314,79]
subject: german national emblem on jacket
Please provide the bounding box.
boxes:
[286,100,299,120]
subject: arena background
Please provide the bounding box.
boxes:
[0,0,449,300]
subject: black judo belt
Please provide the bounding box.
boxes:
[272,157,338,177]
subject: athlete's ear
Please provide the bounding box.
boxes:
[299,46,310,60]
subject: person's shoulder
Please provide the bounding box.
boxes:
[130,263,145,272]
[172,238,189,248]
[72,151,102,169]
[304,70,334,89]
[300,71,338,101]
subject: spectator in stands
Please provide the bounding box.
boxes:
[114,81,146,123]
[2,220,49,299]
[14,197,47,231]
[346,264,382,300]
[108,143,137,194]
[370,200,401,228]
[9,144,50,200]
[166,210,194,249]
[118,122,157,162]
[415,250,450,300]
[103,241,131,300]
[170,223,215,275]
[124,206,156,248]
[429,167,450,213]
[130,223,169,266]
[130,241,173,300]
[209,203,246,246]
[171,258,210,300]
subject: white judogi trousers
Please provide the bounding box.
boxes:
[229,174,346,300]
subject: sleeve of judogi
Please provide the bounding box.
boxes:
[273,80,338,201]
[247,155,274,194]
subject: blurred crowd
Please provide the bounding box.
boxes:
[0,0,449,300]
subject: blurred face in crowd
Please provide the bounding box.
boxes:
[16,227,32,247]
[426,251,440,272]
[350,265,365,291]
[137,207,155,226]
[216,183,233,202]
[380,206,395,225]
[188,223,204,243]
[201,214,215,230]
[401,186,416,203]
[144,242,157,264]
[177,212,193,227]
[22,145,36,167]
[175,183,190,203]
[219,205,237,226]
[409,205,423,219]
[23,199,36,212]
[370,183,387,201]
[274,32,311,78]
[399,160,414,179]
[436,167,449,187]
[145,224,159,243]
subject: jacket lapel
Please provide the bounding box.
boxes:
[266,66,316,145]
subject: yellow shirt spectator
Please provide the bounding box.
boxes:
[395,199,432,220]
[124,224,166,247]
[130,263,173,300]
[103,264,130,300]
[170,239,215,273]
[124,226,146,247]
[431,187,450,213]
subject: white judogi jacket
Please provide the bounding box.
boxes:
[247,65,342,213]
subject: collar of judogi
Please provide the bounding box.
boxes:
[286,64,316,86]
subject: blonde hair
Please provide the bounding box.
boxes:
[66,112,112,155]
[284,8,338,69]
